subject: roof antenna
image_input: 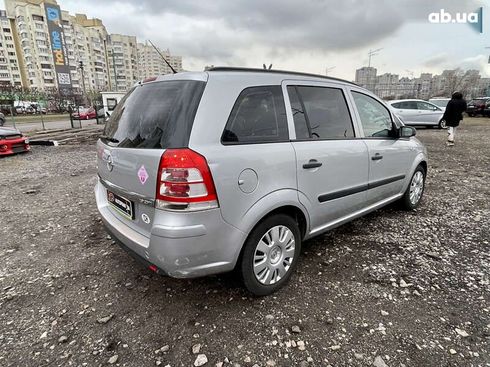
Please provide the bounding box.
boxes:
[148,40,177,74]
[263,63,273,70]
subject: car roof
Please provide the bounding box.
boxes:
[388,99,430,104]
[149,67,358,87]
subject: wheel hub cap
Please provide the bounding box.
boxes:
[409,171,424,205]
[253,225,296,285]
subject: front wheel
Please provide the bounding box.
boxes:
[438,119,446,129]
[240,214,301,296]
[400,165,426,210]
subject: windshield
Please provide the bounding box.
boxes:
[430,99,449,108]
[103,80,206,149]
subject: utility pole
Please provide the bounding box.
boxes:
[367,48,383,68]
[112,51,118,91]
[325,66,336,76]
[405,69,415,98]
[78,60,86,105]
[367,48,382,92]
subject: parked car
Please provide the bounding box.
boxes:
[484,100,490,117]
[95,68,428,295]
[428,98,451,112]
[72,107,97,120]
[0,112,5,126]
[388,99,445,128]
[0,126,30,156]
[466,97,490,117]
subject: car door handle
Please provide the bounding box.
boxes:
[303,159,322,169]
[371,154,383,161]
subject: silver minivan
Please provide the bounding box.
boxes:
[95,68,428,295]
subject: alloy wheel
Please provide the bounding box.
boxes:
[409,171,424,205]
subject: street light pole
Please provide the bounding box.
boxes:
[79,60,86,105]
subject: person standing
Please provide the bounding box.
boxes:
[442,92,467,146]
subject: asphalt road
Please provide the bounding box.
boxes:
[0,118,489,367]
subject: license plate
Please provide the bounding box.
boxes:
[107,190,134,220]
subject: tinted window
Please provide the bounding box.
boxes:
[287,86,309,139]
[293,86,354,139]
[352,92,393,138]
[394,101,417,109]
[103,80,205,149]
[222,86,288,144]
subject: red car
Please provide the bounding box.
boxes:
[72,107,97,120]
[0,127,30,156]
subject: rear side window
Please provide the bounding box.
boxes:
[290,86,354,139]
[103,80,205,149]
[222,86,289,144]
[393,101,417,109]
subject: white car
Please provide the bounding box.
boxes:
[429,98,451,112]
[388,99,445,129]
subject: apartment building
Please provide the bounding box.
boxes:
[0,10,22,86]
[137,41,183,79]
[354,66,377,90]
[62,13,110,93]
[374,73,399,99]
[107,34,138,92]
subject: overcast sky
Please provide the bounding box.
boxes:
[11,0,490,80]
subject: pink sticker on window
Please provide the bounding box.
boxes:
[138,165,149,185]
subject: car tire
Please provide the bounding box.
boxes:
[438,119,446,129]
[240,214,301,296]
[0,118,4,126]
[400,165,426,210]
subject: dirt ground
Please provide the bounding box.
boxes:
[1,118,489,367]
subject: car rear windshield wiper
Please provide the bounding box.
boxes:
[100,135,119,143]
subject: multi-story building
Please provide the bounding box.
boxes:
[374,73,399,99]
[107,34,138,92]
[5,0,58,90]
[62,13,109,93]
[137,41,183,79]
[0,10,22,87]
[355,66,377,91]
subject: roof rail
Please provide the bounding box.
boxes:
[207,66,358,86]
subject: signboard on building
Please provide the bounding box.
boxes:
[44,4,72,94]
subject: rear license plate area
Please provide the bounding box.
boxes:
[107,190,134,220]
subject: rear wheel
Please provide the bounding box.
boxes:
[0,118,4,126]
[240,214,301,296]
[438,119,446,129]
[400,165,426,210]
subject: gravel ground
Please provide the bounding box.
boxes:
[1,118,489,367]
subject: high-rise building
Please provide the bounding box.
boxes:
[137,41,183,79]
[374,73,399,98]
[355,66,377,91]
[0,10,22,87]
[3,0,185,94]
[106,33,138,92]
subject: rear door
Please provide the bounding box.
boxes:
[350,90,416,205]
[285,81,369,233]
[391,101,419,125]
[97,79,206,236]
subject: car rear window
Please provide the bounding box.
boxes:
[103,80,205,149]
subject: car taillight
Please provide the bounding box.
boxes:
[156,149,218,211]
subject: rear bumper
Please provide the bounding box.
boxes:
[95,180,247,278]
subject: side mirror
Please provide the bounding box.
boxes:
[399,126,416,138]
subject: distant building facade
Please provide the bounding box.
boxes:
[2,0,185,94]
[137,41,183,80]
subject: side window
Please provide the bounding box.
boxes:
[397,101,417,109]
[290,86,354,139]
[222,86,289,144]
[287,86,309,139]
[417,101,435,111]
[352,91,393,138]
[391,102,401,108]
